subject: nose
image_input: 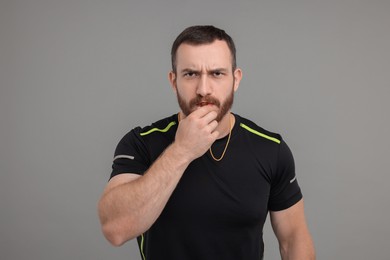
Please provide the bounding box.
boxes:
[196,74,212,97]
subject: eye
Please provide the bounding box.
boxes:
[183,71,198,78]
[212,71,224,77]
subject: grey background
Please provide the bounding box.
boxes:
[1,0,389,259]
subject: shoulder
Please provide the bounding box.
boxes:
[116,114,178,149]
[120,114,178,142]
[113,114,178,165]
[136,114,178,137]
[236,114,282,146]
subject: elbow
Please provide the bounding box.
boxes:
[99,213,140,247]
[98,200,128,246]
[98,199,144,246]
[98,209,129,246]
[101,223,128,247]
[101,220,145,247]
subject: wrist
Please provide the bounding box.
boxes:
[168,142,194,165]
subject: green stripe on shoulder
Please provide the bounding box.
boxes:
[240,123,281,144]
[140,121,177,136]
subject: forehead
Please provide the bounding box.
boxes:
[176,40,232,70]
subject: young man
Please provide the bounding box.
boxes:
[98,25,315,259]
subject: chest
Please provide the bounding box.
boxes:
[160,138,276,229]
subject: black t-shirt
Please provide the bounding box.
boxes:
[111,114,302,260]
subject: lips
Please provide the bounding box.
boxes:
[189,96,220,109]
[198,101,212,107]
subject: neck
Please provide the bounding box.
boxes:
[216,112,234,139]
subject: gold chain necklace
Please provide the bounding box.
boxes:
[209,114,233,161]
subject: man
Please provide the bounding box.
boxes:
[98,25,315,259]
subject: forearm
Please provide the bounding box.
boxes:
[98,143,191,246]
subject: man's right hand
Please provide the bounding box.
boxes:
[174,107,220,161]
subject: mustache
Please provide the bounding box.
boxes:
[189,95,220,108]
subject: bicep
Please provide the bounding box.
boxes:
[270,199,308,241]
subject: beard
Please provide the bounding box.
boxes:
[176,87,234,123]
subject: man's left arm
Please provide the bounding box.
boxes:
[270,199,316,260]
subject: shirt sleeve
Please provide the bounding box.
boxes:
[268,139,302,211]
[110,128,150,179]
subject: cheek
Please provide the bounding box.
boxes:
[219,83,235,99]
[176,87,188,99]
[176,82,196,97]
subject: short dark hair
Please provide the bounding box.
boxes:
[171,25,237,73]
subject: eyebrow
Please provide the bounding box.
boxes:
[179,68,229,74]
[209,68,229,73]
[180,68,198,74]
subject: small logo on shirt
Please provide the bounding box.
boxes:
[290,176,297,183]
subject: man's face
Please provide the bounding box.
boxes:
[169,40,242,122]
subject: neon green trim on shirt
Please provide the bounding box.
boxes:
[240,123,281,144]
[140,234,146,260]
[140,121,177,136]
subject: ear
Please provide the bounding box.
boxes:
[168,71,177,93]
[233,68,242,92]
